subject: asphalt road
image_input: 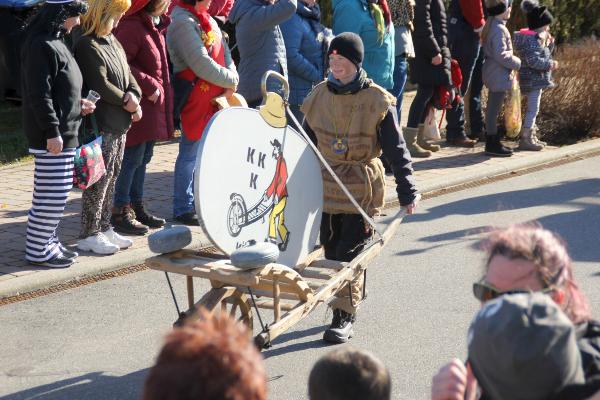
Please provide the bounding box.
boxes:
[1,156,599,400]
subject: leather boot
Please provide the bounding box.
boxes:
[485,134,513,157]
[111,205,149,235]
[518,127,543,151]
[416,124,440,152]
[402,126,431,158]
[323,309,355,344]
[132,202,166,228]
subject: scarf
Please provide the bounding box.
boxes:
[326,68,371,95]
[177,0,215,51]
[367,0,392,43]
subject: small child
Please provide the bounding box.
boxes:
[481,0,521,157]
[513,0,558,151]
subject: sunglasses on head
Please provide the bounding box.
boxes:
[472,281,556,302]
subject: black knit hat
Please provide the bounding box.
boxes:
[521,0,554,30]
[327,32,364,68]
[485,0,512,17]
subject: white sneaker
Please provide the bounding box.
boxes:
[78,233,119,255]
[103,227,133,249]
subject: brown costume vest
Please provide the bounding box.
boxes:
[301,81,396,216]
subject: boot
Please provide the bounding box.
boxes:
[323,309,355,344]
[416,124,440,152]
[532,125,547,146]
[403,126,431,158]
[518,127,543,151]
[485,134,513,157]
[111,205,149,235]
[132,202,166,228]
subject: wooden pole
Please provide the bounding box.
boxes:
[187,276,194,310]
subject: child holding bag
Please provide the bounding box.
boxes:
[513,0,558,151]
[481,0,521,157]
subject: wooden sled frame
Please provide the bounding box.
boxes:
[146,211,406,349]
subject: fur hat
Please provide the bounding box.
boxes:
[327,32,364,68]
[485,0,512,17]
[521,0,554,30]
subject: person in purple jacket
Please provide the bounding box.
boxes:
[112,0,175,235]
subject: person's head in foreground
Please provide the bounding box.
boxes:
[468,292,585,400]
[142,310,267,400]
[308,347,391,400]
[475,222,592,324]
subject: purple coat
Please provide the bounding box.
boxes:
[114,12,174,148]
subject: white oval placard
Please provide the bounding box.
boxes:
[194,108,323,267]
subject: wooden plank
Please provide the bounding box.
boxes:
[243,288,302,301]
[254,299,296,312]
[294,247,324,272]
[273,278,281,322]
[309,259,347,270]
[186,276,194,309]
[300,268,336,281]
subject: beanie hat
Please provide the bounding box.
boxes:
[485,0,512,17]
[521,0,554,30]
[468,293,585,400]
[327,32,364,68]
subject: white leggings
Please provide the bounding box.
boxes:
[523,89,542,129]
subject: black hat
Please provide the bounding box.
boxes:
[521,0,554,30]
[485,0,512,17]
[327,32,364,68]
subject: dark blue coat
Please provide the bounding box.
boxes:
[280,4,325,106]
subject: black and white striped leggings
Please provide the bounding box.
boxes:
[26,149,75,263]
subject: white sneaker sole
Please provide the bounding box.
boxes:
[77,242,119,255]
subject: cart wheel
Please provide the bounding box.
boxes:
[181,287,253,332]
[227,194,247,237]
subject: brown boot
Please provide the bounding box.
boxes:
[111,205,149,235]
[518,127,543,151]
[402,126,431,158]
[416,124,440,152]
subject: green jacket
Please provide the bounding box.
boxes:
[72,28,141,136]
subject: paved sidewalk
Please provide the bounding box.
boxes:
[2,96,600,298]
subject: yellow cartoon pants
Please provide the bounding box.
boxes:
[268,196,288,242]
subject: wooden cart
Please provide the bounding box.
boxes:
[146,211,406,349]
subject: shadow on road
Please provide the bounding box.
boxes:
[0,370,148,400]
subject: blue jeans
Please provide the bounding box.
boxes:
[445,20,481,140]
[173,134,200,217]
[113,141,155,208]
[390,55,408,121]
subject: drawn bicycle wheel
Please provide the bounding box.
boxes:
[227,193,247,237]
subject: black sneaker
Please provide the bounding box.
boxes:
[111,205,149,235]
[174,212,200,226]
[132,202,166,228]
[61,247,79,259]
[278,232,291,252]
[323,309,355,344]
[30,256,74,268]
[485,134,513,157]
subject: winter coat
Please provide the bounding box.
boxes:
[21,32,83,150]
[72,29,142,136]
[228,0,297,104]
[448,0,485,30]
[280,4,325,106]
[409,0,451,86]
[332,0,395,89]
[114,12,174,148]
[513,29,555,93]
[209,0,235,17]
[481,18,521,92]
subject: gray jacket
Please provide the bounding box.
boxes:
[228,0,297,103]
[482,18,521,92]
[166,6,238,89]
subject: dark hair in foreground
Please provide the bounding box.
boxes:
[308,347,391,400]
[142,310,267,400]
[22,1,88,46]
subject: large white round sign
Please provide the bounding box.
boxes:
[194,108,323,267]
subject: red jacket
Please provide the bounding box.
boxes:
[266,155,288,199]
[208,0,234,17]
[459,0,484,29]
[114,12,175,147]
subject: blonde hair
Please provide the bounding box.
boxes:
[81,0,131,36]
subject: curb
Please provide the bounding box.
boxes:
[2,138,600,300]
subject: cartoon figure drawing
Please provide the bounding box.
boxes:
[263,139,290,251]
